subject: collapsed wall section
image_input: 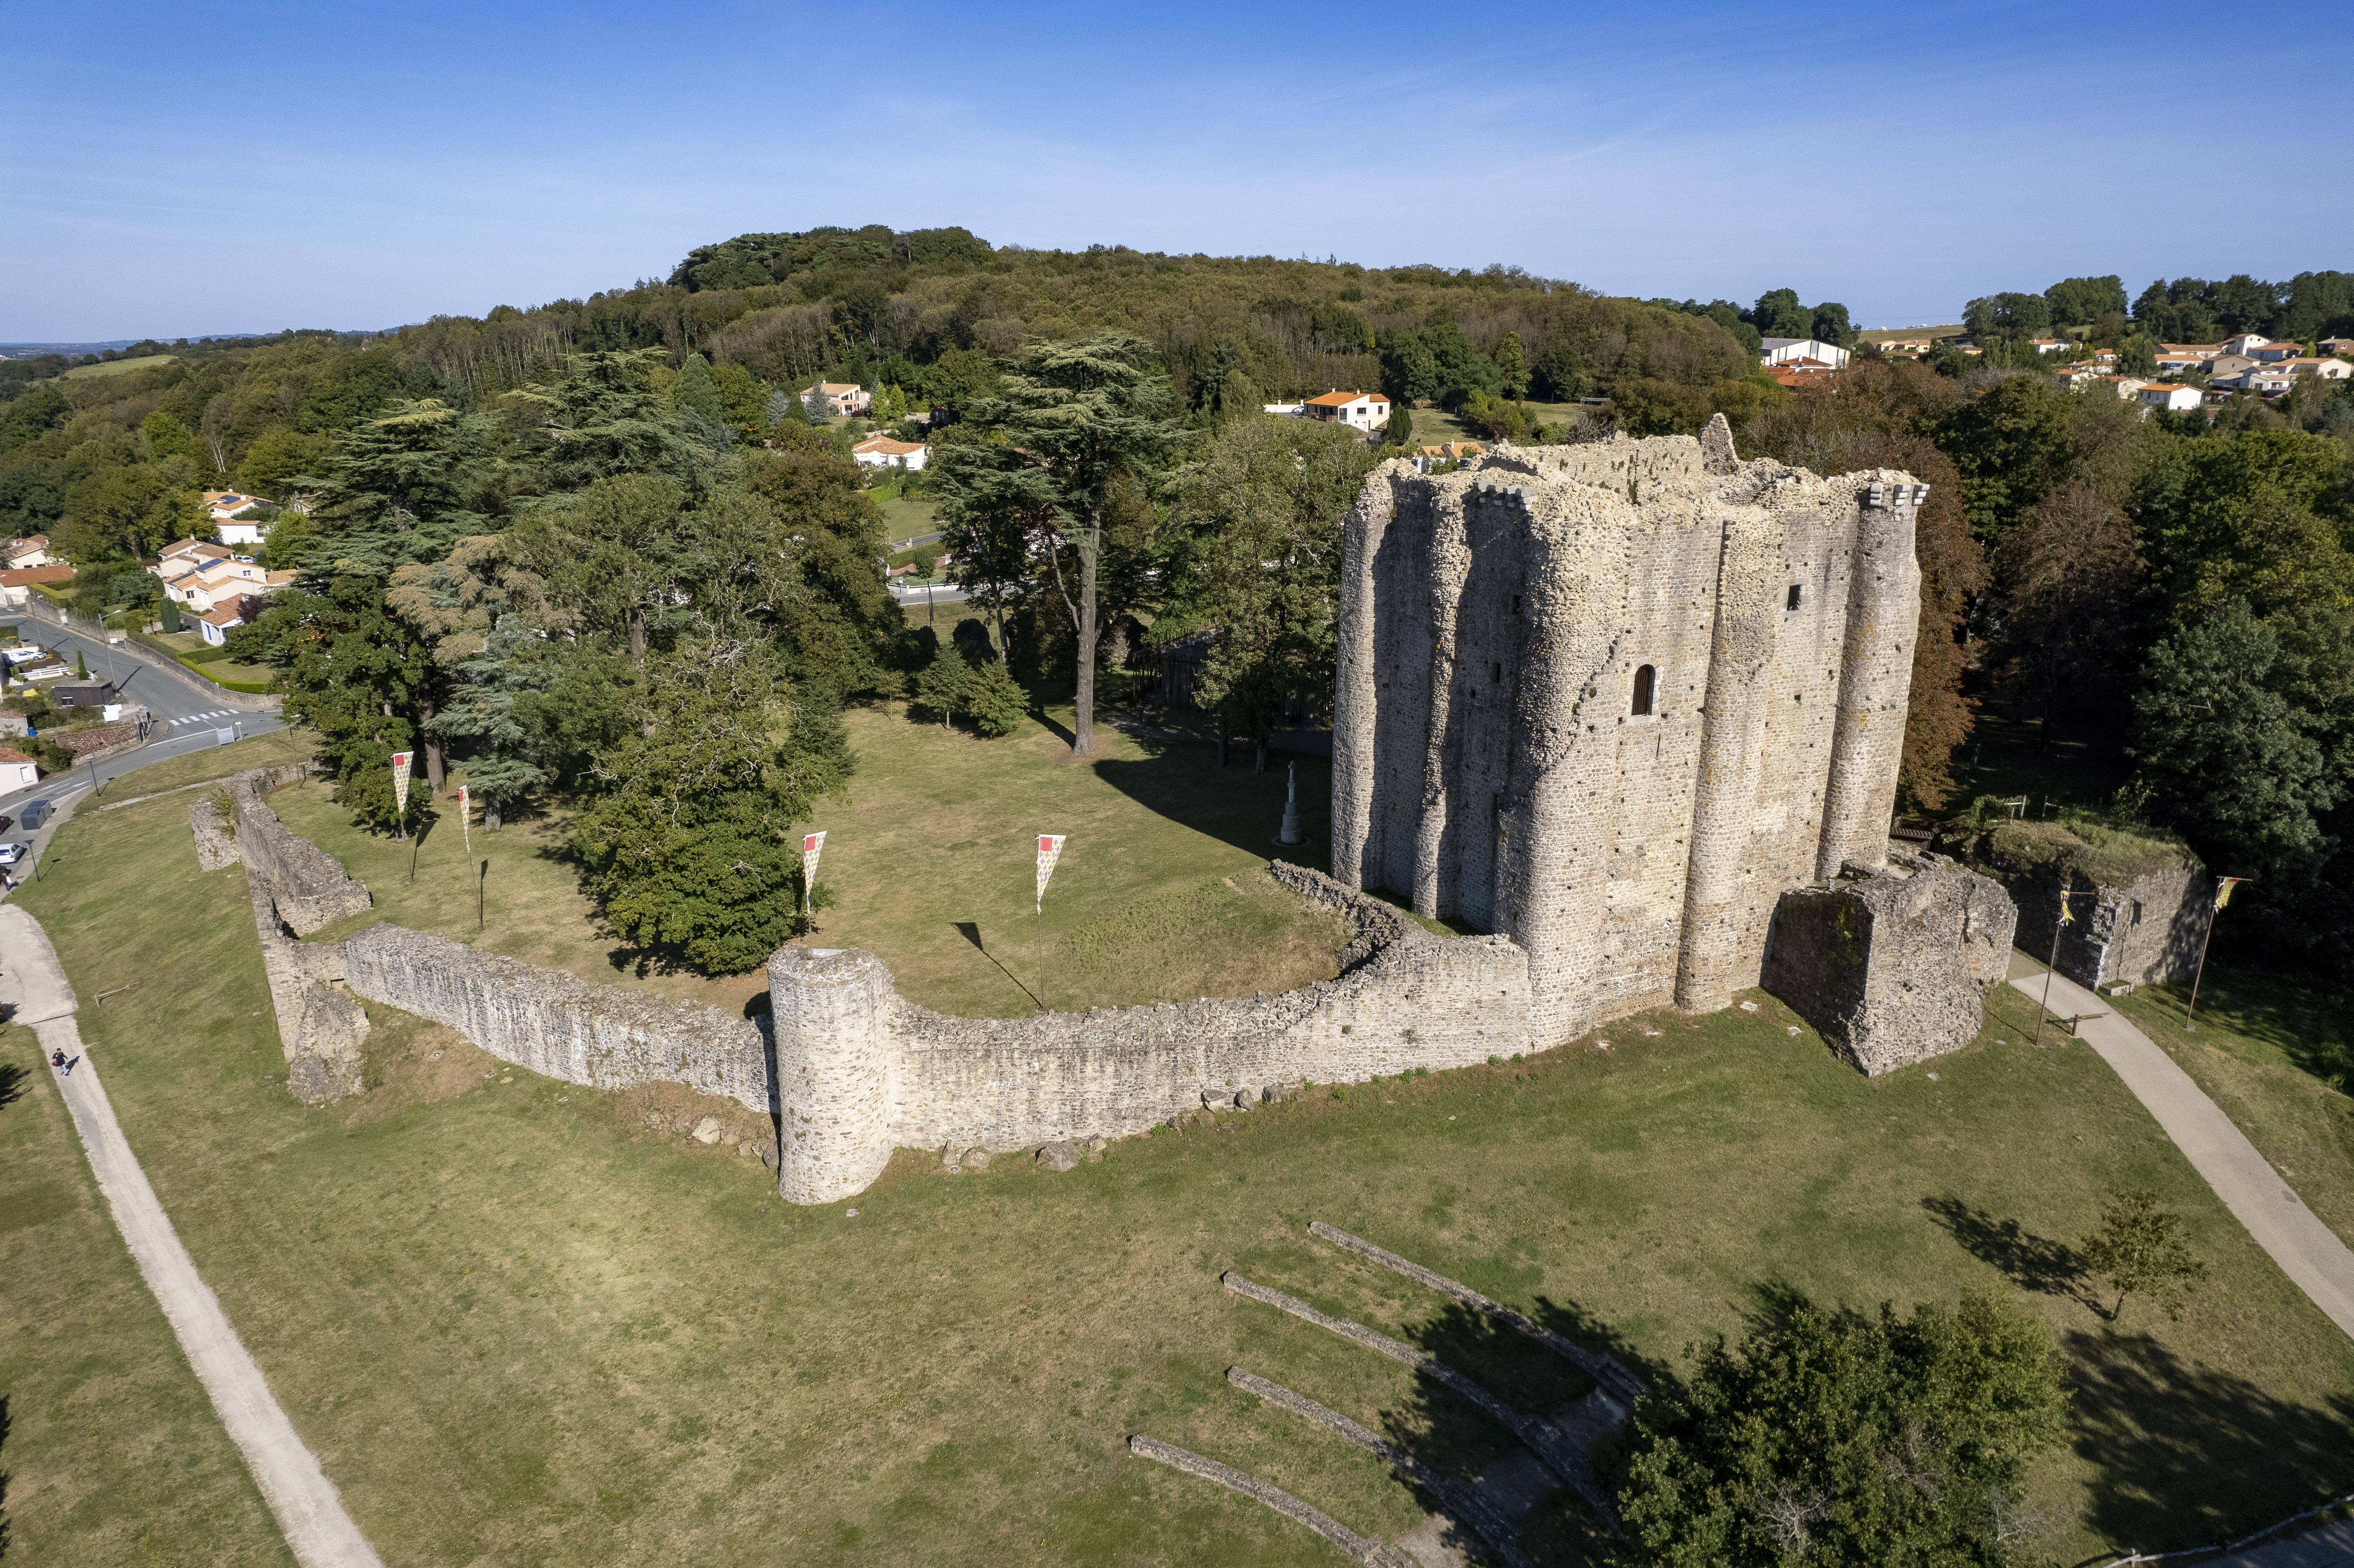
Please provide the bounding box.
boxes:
[1761,858,2017,1075]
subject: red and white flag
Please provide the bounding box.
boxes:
[801,830,827,910]
[389,751,413,824]
[1035,834,1067,913]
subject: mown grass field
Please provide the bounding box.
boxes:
[2106,962,2354,1249]
[8,757,2352,1565]
[287,700,1350,1021]
[0,1026,293,1567]
[57,354,177,380]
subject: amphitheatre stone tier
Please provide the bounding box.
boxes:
[1332,420,1927,1043]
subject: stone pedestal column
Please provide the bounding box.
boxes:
[768,946,896,1205]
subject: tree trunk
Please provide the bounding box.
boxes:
[1254,739,1267,775]
[1072,511,1100,757]
[628,609,647,665]
[419,699,445,792]
[486,801,503,831]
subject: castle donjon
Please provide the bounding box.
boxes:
[1331,417,1926,1042]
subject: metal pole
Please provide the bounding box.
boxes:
[2032,888,2093,1050]
[478,859,487,933]
[2183,877,2244,1032]
[1036,901,1044,1014]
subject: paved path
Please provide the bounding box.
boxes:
[0,904,384,1567]
[2214,1515,2354,1567]
[2008,955,2354,1339]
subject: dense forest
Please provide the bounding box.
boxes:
[0,226,2348,986]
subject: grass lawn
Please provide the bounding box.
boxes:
[2104,960,2354,1249]
[282,701,1350,1021]
[8,772,2352,1565]
[0,1025,293,1566]
[1929,704,2132,828]
[58,354,177,380]
[877,493,939,547]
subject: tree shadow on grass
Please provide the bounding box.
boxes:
[0,1061,24,1112]
[1091,742,1334,870]
[1919,1195,2105,1315]
[2063,1327,2354,1554]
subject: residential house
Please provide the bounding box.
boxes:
[2221,334,2273,357]
[202,490,277,546]
[2202,353,2258,380]
[152,537,232,577]
[2320,337,2354,360]
[850,434,928,472]
[5,535,50,569]
[804,382,872,418]
[1759,338,1852,370]
[2091,347,2118,367]
[2247,340,2307,362]
[0,563,75,609]
[1301,390,1392,431]
[0,748,37,789]
[2029,338,2070,354]
[2154,347,2212,374]
[158,550,288,621]
[2138,382,2204,412]
[2281,356,2351,382]
[51,679,116,710]
[198,595,264,645]
[2055,363,2110,387]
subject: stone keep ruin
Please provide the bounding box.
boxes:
[1331,418,2010,1048]
[200,424,2016,1205]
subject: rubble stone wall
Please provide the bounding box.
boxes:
[768,863,1534,1203]
[224,765,372,935]
[1761,859,2018,1075]
[2008,861,2209,989]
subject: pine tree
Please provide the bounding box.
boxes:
[1496,331,1529,399]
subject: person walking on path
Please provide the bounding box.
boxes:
[0,902,385,1568]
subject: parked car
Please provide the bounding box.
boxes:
[0,844,24,866]
[0,816,14,835]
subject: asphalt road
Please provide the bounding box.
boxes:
[0,613,285,844]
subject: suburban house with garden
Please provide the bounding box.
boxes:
[1299,389,1391,430]
[851,434,927,471]
[0,747,37,789]
[202,490,283,547]
[0,562,75,609]
[149,538,292,639]
[6,534,51,569]
[804,381,872,417]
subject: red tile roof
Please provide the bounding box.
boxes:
[0,564,74,587]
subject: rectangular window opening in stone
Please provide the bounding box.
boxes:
[1786,584,1803,611]
[1631,664,1656,716]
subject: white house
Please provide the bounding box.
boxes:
[5,535,50,570]
[198,595,262,645]
[202,490,278,547]
[2138,382,2204,412]
[2220,334,2272,357]
[1301,390,1392,431]
[804,382,871,418]
[2287,356,2352,381]
[0,748,37,788]
[1759,338,1852,370]
[2247,341,2306,362]
[850,434,928,472]
[2029,338,2070,354]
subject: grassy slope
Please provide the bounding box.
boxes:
[286,702,1351,1021]
[2106,963,2354,1249]
[57,355,177,380]
[0,1024,294,1567]
[9,775,2352,1565]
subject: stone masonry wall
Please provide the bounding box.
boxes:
[340,924,775,1113]
[2007,861,2209,990]
[768,863,1535,1204]
[226,764,372,935]
[1761,857,2017,1075]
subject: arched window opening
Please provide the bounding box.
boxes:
[1631,664,1656,716]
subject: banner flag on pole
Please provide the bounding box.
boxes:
[458,785,472,856]
[801,831,826,911]
[1035,834,1067,913]
[389,751,413,825]
[2216,876,2248,909]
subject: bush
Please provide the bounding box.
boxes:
[962,659,1029,737]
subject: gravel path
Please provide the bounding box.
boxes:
[0,903,384,1567]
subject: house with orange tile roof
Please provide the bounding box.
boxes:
[0,747,37,788]
[1302,390,1391,432]
[803,381,871,418]
[850,434,928,471]
[0,562,75,609]
[5,535,50,570]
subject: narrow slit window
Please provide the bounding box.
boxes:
[1787,584,1804,611]
[1631,664,1656,716]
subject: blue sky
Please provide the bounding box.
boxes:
[4,0,2348,341]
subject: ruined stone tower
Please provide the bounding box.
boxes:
[1331,419,1926,1043]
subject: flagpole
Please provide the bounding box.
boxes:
[2032,886,2097,1050]
[2184,876,2249,1033]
